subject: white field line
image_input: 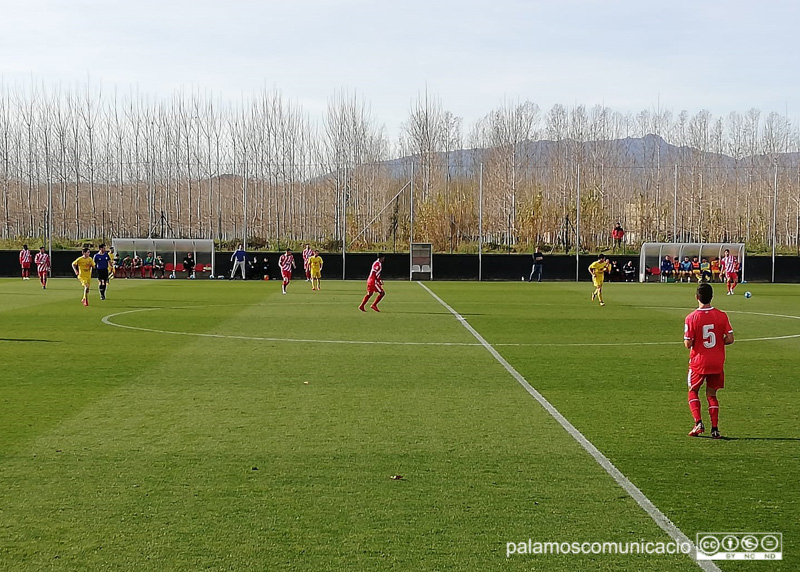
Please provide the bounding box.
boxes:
[418,282,720,572]
[101,306,800,347]
[100,308,482,347]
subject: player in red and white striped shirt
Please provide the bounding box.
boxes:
[279,249,296,294]
[19,244,32,280]
[302,244,313,281]
[34,246,51,289]
[359,254,386,312]
[720,250,739,295]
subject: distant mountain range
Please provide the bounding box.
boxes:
[379,134,798,178]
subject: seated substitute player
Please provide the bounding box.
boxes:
[660,255,674,282]
[711,257,720,282]
[35,246,50,289]
[679,256,693,283]
[308,250,323,291]
[699,258,712,282]
[142,252,155,278]
[588,254,611,307]
[622,260,636,282]
[183,253,196,278]
[691,256,701,282]
[684,283,734,439]
[93,244,112,300]
[359,254,386,312]
[72,248,96,307]
[121,255,132,279]
[279,249,296,294]
[131,254,143,278]
[154,255,166,278]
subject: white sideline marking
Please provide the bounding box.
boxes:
[418,282,720,572]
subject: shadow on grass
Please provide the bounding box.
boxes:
[0,338,58,343]
[698,435,800,442]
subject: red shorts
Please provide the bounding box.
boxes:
[281,270,292,281]
[367,280,384,294]
[21,263,30,269]
[687,369,725,391]
[726,272,738,282]
[38,270,47,277]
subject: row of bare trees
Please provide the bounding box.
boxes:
[1,84,798,251]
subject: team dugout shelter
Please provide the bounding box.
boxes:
[111,238,215,276]
[639,243,745,283]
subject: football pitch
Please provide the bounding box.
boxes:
[1,277,797,571]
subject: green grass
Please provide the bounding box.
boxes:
[0,277,797,571]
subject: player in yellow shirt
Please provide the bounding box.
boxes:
[72,247,96,306]
[108,246,116,279]
[308,250,323,291]
[588,253,611,307]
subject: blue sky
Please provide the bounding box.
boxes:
[1,0,796,139]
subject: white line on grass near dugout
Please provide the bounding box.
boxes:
[418,282,720,572]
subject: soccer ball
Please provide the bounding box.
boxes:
[169,273,175,279]
[209,275,215,280]
[744,291,752,298]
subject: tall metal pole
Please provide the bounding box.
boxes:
[772,160,778,283]
[478,163,483,282]
[342,167,347,280]
[47,165,52,271]
[242,168,248,251]
[575,164,581,282]
[673,165,678,241]
[410,164,414,257]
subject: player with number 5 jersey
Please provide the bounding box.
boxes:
[683,283,734,439]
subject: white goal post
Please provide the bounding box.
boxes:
[410,243,433,280]
[111,238,215,277]
[639,243,745,283]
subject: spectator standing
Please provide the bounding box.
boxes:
[529,248,545,282]
[612,223,625,252]
[230,244,247,280]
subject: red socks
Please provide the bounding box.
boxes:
[707,395,720,427]
[688,390,702,423]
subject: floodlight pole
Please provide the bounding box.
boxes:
[478,162,483,282]
[772,160,778,282]
[575,164,581,282]
[242,161,248,251]
[673,165,678,241]
[410,164,414,276]
[342,167,347,280]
